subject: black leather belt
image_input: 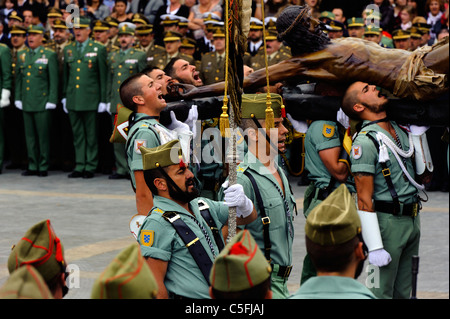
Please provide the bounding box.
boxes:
[271,264,293,279]
[374,201,420,217]
[316,187,330,201]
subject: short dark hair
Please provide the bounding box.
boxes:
[143,167,167,195]
[163,57,182,79]
[141,66,161,77]
[211,277,271,299]
[305,235,360,273]
[119,73,146,112]
[341,84,362,120]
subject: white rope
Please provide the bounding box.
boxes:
[375,132,425,191]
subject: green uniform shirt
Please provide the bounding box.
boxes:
[0,44,12,90]
[289,276,377,299]
[305,120,355,191]
[223,151,296,267]
[137,195,229,299]
[15,46,58,111]
[351,121,417,203]
[63,39,107,111]
[126,114,175,188]
[107,47,147,113]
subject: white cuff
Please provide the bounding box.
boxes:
[357,210,384,252]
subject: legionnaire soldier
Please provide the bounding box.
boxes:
[119,73,196,215]
[91,244,158,299]
[290,106,355,283]
[290,184,376,299]
[107,24,147,180]
[15,25,58,177]
[0,43,12,174]
[199,27,226,85]
[7,219,69,299]
[134,24,166,65]
[248,29,291,71]
[149,31,194,70]
[220,93,296,299]
[62,17,108,179]
[0,265,54,299]
[342,81,429,299]
[209,230,273,299]
[137,140,257,299]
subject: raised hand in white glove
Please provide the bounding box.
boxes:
[368,248,392,267]
[61,98,68,113]
[15,100,22,110]
[45,102,57,110]
[222,180,253,218]
[1,89,11,107]
[287,113,308,133]
[336,107,350,129]
[98,102,107,113]
[167,110,190,134]
[186,105,198,138]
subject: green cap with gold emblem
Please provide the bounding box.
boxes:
[73,16,91,29]
[305,184,361,246]
[118,24,135,36]
[163,30,182,42]
[27,25,45,34]
[91,244,158,299]
[52,18,68,30]
[8,220,66,283]
[392,29,411,40]
[93,20,110,32]
[347,17,364,27]
[241,93,284,119]
[0,265,53,299]
[210,230,272,292]
[141,139,185,170]
[364,25,382,36]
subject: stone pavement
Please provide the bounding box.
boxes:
[0,169,448,299]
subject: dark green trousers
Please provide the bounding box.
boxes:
[68,110,98,173]
[23,110,50,172]
[0,108,4,170]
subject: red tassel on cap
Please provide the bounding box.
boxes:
[55,237,63,263]
[178,155,186,168]
[281,104,286,118]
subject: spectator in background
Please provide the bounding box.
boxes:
[393,0,407,30]
[86,0,111,20]
[369,0,395,33]
[111,0,132,23]
[426,0,445,43]
[129,0,164,25]
[188,0,222,40]
[254,0,291,20]
[399,5,416,29]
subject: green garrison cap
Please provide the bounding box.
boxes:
[91,244,158,299]
[141,139,184,170]
[8,220,65,283]
[241,93,284,119]
[109,105,133,144]
[210,230,272,292]
[0,265,53,299]
[27,25,45,34]
[305,184,361,246]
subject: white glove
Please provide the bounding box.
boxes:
[336,107,350,129]
[45,102,57,110]
[222,180,253,218]
[409,125,429,136]
[15,100,22,110]
[62,98,68,113]
[98,102,107,113]
[368,248,392,267]
[1,89,11,107]
[167,110,190,134]
[287,113,308,133]
[106,102,111,114]
[186,105,198,138]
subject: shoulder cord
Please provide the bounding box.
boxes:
[375,131,425,191]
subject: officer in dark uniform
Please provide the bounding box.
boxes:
[149,31,194,70]
[247,17,263,56]
[248,29,291,71]
[134,24,166,65]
